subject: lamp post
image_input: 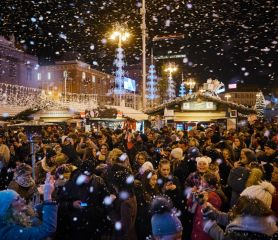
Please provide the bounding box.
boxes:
[185,78,196,95]
[110,24,130,106]
[141,0,147,110]
[63,70,68,102]
[165,63,178,100]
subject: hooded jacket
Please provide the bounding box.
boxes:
[0,203,57,240]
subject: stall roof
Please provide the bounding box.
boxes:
[105,105,149,121]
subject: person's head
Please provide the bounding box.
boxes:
[233,137,242,148]
[187,147,201,160]
[170,148,183,161]
[14,163,34,188]
[61,136,72,145]
[77,160,95,183]
[142,170,158,189]
[135,151,148,166]
[196,156,211,173]
[189,138,199,148]
[108,148,123,164]
[151,196,183,240]
[100,143,109,155]
[158,159,171,178]
[45,148,57,166]
[240,148,256,166]
[205,128,214,138]
[203,171,219,188]
[0,190,25,219]
[239,181,275,209]
[264,140,277,157]
[139,161,154,175]
[222,148,231,161]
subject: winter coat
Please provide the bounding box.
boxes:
[0,203,57,240]
[227,166,250,206]
[189,191,222,240]
[271,181,278,217]
[56,173,111,240]
[112,196,137,240]
[205,215,278,240]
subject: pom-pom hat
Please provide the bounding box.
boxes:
[196,156,212,165]
[240,181,275,208]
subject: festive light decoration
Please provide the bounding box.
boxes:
[147,64,158,104]
[179,82,186,97]
[255,91,266,118]
[113,47,126,95]
[200,78,225,97]
[165,63,177,100]
[0,83,98,114]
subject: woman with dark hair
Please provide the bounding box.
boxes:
[135,170,160,239]
[232,137,246,161]
[202,181,278,240]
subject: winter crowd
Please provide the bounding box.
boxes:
[0,121,278,240]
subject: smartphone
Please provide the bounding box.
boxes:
[80,202,88,207]
[154,148,161,153]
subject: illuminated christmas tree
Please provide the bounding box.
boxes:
[179,82,186,97]
[255,91,265,118]
[147,64,158,106]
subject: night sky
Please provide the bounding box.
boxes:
[0,0,277,92]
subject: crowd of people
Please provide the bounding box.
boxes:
[0,121,277,240]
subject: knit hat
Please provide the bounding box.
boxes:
[170,148,183,160]
[0,190,19,218]
[14,163,35,188]
[240,181,275,208]
[151,212,183,237]
[196,156,212,165]
[187,147,201,159]
[79,160,95,176]
[139,161,154,175]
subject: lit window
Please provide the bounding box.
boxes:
[37,72,41,80]
[92,75,96,83]
[82,72,86,79]
[47,72,51,80]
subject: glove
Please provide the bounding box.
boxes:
[201,203,218,220]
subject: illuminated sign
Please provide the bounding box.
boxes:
[228,84,237,89]
[181,101,217,111]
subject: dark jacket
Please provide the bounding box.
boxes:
[56,173,110,240]
[227,166,250,206]
[0,203,57,240]
[205,215,278,240]
[112,196,137,240]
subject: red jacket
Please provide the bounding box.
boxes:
[189,191,222,240]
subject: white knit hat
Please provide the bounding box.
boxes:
[196,156,211,165]
[170,148,183,161]
[139,161,154,175]
[240,181,275,208]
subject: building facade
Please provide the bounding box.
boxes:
[0,36,39,87]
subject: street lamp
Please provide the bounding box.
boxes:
[110,24,130,106]
[165,63,178,100]
[225,93,231,101]
[185,78,196,95]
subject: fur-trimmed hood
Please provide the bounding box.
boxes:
[226,215,278,236]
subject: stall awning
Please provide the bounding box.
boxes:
[105,105,149,121]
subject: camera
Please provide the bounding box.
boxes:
[193,192,205,205]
